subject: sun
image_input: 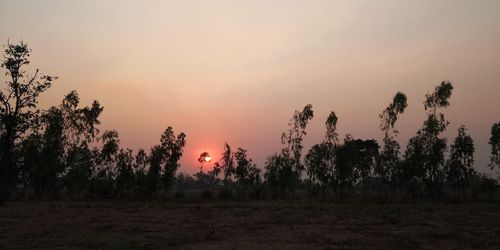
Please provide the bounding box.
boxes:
[204,155,212,162]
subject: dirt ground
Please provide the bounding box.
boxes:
[1,200,499,249]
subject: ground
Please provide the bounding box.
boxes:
[1,200,499,249]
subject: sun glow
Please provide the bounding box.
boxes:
[204,156,212,162]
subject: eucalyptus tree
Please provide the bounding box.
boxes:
[219,142,235,187]
[377,92,407,195]
[446,126,475,194]
[159,127,186,197]
[305,111,338,197]
[489,122,500,171]
[234,147,261,197]
[403,81,453,197]
[133,149,148,196]
[59,91,103,198]
[90,130,119,198]
[0,41,56,201]
[31,107,65,196]
[265,104,314,197]
[115,148,135,198]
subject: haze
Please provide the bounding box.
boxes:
[1,0,499,174]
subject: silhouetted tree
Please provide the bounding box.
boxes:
[489,122,500,171]
[352,139,379,197]
[133,149,148,196]
[377,92,407,196]
[305,111,338,197]
[115,148,135,198]
[159,127,186,198]
[59,91,103,199]
[219,142,235,187]
[0,41,56,202]
[90,130,119,198]
[403,81,453,197]
[332,135,358,198]
[198,151,210,172]
[146,145,163,196]
[31,107,65,197]
[265,104,314,197]
[234,147,261,198]
[446,126,475,195]
[145,127,186,198]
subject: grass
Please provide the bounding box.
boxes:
[1,200,499,249]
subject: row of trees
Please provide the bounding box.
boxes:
[1,41,499,202]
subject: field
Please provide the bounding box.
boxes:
[1,200,499,249]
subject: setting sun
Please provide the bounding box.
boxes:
[204,156,212,162]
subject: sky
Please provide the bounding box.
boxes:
[1,0,499,174]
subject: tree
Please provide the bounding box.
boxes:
[266,104,314,197]
[54,91,102,199]
[90,130,119,198]
[489,122,500,170]
[159,127,186,197]
[446,126,475,194]
[145,127,186,198]
[378,92,407,196]
[403,81,453,197]
[0,41,56,201]
[332,135,359,198]
[234,147,261,197]
[352,139,379,197]
[305,111,338,197]
[133,149,148,196]
[115,148,135,198]
[219,142,235,187]
[31,107,65,197]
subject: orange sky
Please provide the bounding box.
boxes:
[1,1,499,174]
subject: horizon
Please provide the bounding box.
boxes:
[1,0,499,175]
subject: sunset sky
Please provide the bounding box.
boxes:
[1,0,499,174]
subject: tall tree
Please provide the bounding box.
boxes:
[489,122,500,170]
[266,104,314,196]
[403,81,453,197]
[219,142,235,186]
[305,111,338,197]
[0,41,56,201]
[234,147,261,197]
[160,127,186,197]
[378,92,407,196]
[446,126,475,194]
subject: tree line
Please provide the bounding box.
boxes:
[1,41,499,203]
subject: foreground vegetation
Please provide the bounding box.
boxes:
[1,41,499,203]
[1,200,499,249]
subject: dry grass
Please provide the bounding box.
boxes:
[1,200,499,249]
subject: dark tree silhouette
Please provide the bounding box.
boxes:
[90,130,119,198]
[234,147,261,198]
[378,92,407,196]
[198,151,210,172]
[159,127,186,198]
[0,41,56,202]
[219,142,235,187]
[265,104,314,197]
[115,148,135,198]
[489,122,500,170]
[305,111,338,197]
[446,126,475,195]
[403,81,453,197]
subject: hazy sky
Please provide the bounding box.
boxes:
[1,0,499,174]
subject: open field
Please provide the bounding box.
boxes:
[1,200,500,249]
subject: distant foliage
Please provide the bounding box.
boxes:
[1,41,497,202]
